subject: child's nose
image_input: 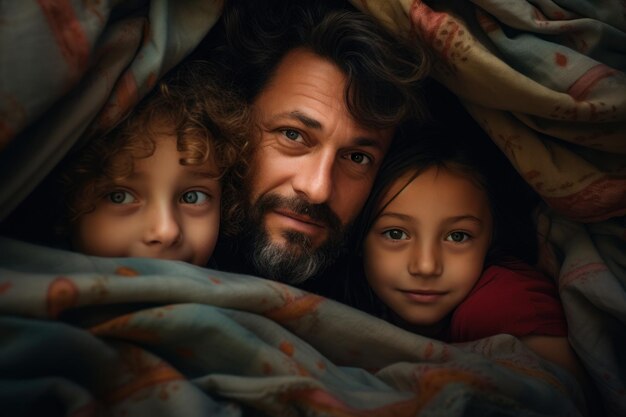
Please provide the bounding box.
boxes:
[408,242,443,277]
[143,204,182,247]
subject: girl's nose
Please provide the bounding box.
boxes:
[408,242,443,278]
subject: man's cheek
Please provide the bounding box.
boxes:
[341,187,372,226]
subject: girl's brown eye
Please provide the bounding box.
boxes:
[446,231,469,243]
[383,229,408,240]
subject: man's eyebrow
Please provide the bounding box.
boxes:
[354,137,384,149]
[271,111,322,130]
[271,111,386,149]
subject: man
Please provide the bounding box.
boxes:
[212,0,429,285]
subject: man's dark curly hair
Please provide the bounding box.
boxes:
[211,0,430,129]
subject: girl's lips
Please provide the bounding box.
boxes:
[400,290,447,303]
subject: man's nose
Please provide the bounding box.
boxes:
[408,241,443,278]
[292,152,334,205]
[143,203,182,247]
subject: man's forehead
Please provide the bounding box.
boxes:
[251,48,395,149]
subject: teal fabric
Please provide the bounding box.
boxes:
[1,0,625,415]
[0,237,586,416]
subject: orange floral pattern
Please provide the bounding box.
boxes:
[0,236,606,415]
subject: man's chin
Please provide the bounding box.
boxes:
[249,229,340,285]
[240,194,348,283]
[264,218,329,249]
[269,229,318,252]
[268,239,307,258]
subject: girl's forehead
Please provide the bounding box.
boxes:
[377,165,490,211]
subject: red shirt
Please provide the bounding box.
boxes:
[447,261,567,343]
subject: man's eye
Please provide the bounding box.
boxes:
[446,231,470,243]
[281,129,303,142]
[180,191,209,205]
[107,190,135,204]
[347,152,371,165]
[382,229,408,240]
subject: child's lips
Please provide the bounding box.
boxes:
[400,289,447,303]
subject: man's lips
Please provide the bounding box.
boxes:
[274,209,325,228]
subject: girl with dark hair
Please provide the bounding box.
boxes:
[345,130,592,398]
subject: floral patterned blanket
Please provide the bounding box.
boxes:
[0,237,589,416]
[0,1,624,415]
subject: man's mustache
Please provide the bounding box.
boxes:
[255,194,342,233]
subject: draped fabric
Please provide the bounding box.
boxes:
[1,0,624,415]
[0,237,587,416]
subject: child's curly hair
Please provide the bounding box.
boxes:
[60,61,252,236]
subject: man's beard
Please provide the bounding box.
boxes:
[241,193,348,285]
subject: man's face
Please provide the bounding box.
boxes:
[244,48,394,283]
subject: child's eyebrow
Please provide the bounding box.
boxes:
[377,212,412,222]
[377,212,484,225]
[185,169,221,179]
[446,215,484,225]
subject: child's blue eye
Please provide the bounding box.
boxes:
[181,191,209,204]
[446,231,470,243]
[108,190,135,204]
[383,229,408,240]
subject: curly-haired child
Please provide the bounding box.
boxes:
[59,62,251,266]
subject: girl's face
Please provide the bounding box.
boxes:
[72,135,221,266]
[363,166,493,329]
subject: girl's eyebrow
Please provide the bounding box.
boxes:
[377,212,484,225]
[377,212,412,221]
[446,215,483,225]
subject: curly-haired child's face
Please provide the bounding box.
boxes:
[72,135,221,266]
[363,166,493,330]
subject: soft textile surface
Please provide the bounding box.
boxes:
[1,0,625,415]
[361,0,626,223]
[0,237,587,416]
[0,0,222,221]
[357,1,626,414]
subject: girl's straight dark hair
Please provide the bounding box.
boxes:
[342,124,541,315]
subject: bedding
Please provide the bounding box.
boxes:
[0,0,624,416]
[0,237,591,416]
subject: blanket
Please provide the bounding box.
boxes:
[0,237,588,416]
[1,0,624,415]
